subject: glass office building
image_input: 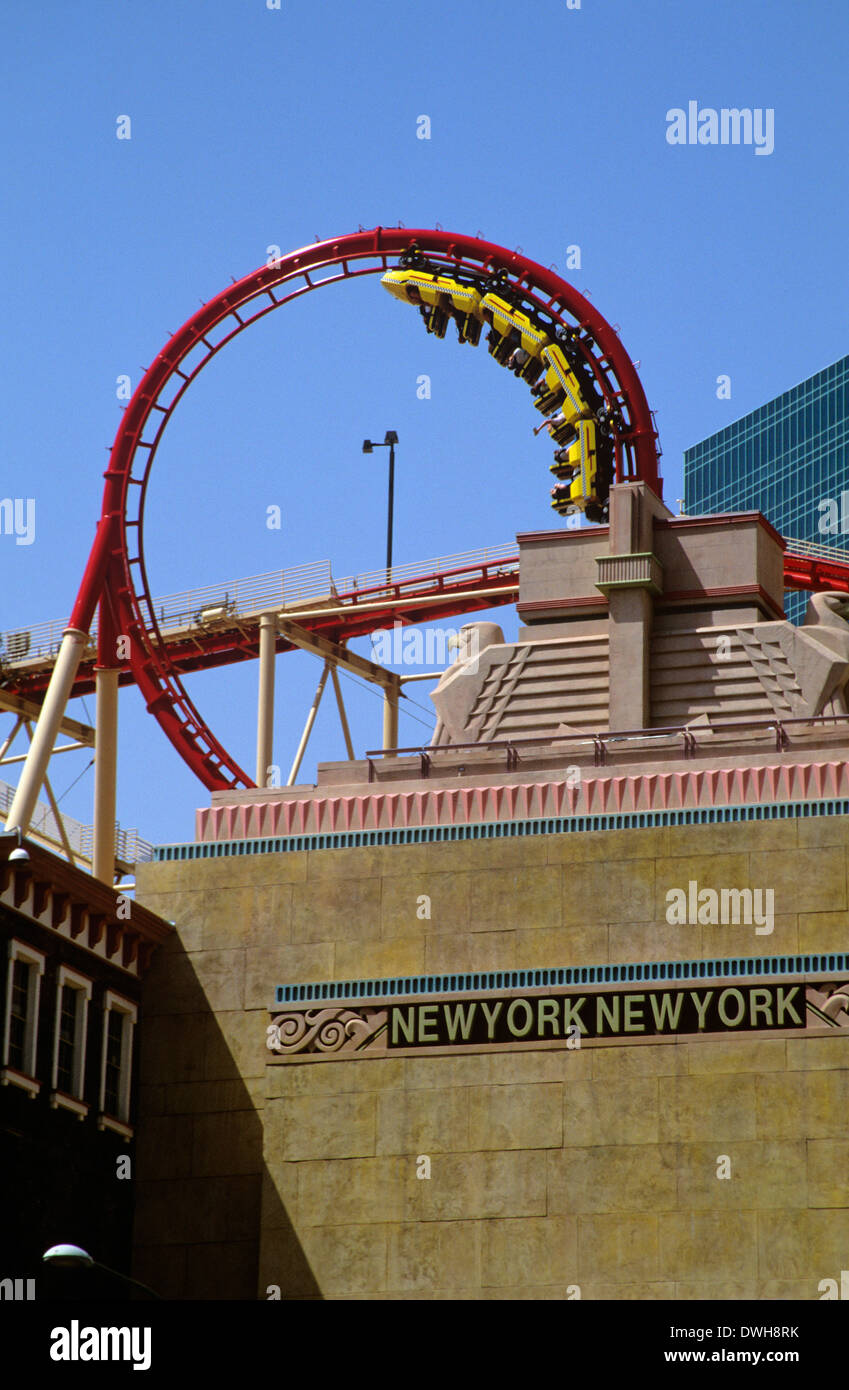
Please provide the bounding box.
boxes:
[684,354,849,621]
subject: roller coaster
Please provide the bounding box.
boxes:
[382,251,618,521]
[3,226,849,881]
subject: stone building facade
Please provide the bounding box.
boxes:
[132,488,849,1300]
[134,818,848,1300]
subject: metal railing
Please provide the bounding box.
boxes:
[332,543,517,600]
[783,536,849,565]
[0,543,519,667]
[366,713,849,779]
[0,780,152,864]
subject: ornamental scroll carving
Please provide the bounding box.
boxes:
[266,1006,387,1056]
[807,981,849,1027]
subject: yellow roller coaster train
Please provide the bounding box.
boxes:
[381,254,613,523]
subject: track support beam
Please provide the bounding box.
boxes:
[330,666,355,760]
[4,628,91,838]
[0,717,24,764]
[275,617,401,689]
[383,687,399,751]
[93,668,119,884]
[256,614,277,786]
[287,663,331,787]
[0,693,94,746]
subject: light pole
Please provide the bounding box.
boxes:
[362,430,399,580]
[361,430,400,750]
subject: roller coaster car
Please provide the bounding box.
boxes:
[548,438,579,480]
[479,293,549,364]
[531,345,588,422]
[553,494,606,523]
[538,338,604,408]
[420,304,449,338]
[545,410,586,445]
[381,269,484,345]
[434,274,486,345]
[506,347,545,385]
[549,420,599,513]
[450,300,483,346]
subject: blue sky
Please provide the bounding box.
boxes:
[2,0,848,851]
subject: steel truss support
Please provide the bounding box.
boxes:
[4,628,92,838]
[0,717,24,764]
[287,663,331,786]
[276,613,404,769]
[275,617,402,692]
[22,722,77,865]
[330,666,355,760]
[0,692,94,746]
[0,742,88,766]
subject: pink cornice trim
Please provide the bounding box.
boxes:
[195,758,849,842]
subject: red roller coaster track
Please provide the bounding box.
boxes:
[58,227,664,791]
[11,227,845,795]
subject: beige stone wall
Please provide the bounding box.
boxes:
[134,815,849,1299]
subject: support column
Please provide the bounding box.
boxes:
[605,587,655,730]
[287,663,330,786]
[382,681,400,750]
[256,613,277,787]
[5,628,90,837]
[0,716,24,764]
[595,483,668,731]
[330,665,355,760]
[93,667,119,883]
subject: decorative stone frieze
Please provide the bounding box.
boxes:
[595,552,663,595]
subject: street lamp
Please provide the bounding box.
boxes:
[361,430,401,752]
[43,1244,161,1299]
[362,430,399,579]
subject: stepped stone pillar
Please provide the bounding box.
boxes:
[597,483,670,730]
